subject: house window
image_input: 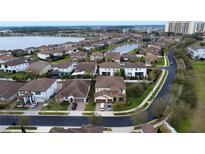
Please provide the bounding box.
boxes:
[35,91,41,95]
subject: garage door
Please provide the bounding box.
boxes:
[107,99,113,103]
[96,99,106,103]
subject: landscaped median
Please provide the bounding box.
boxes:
[0,111,24,115]
[112,69,168,116]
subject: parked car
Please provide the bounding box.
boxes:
[72,103,77,110]
[100,103,105,111]
[107,104,112,111]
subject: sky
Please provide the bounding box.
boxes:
[0,21,166,27]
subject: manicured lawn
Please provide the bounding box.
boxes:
[176,60,205,132]
[0,111,24,115]
[38,111,68,115]
[156,57,165,66]
[41,101,70,111]
[85,102,96,111]
[51,55,71,65]
[113,83,154,111]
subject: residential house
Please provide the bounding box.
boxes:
[145,52,158,66]
[94,76,126,103]
[121,53,137,62]
[55,79,91,103]
[17,78,57,105]
[72,62,97,77]
[52,62,74,75]
[99,62,120,76]
[26,60,51,75]
[0,50,12,56]
[37,48,64,60]
[187,44,205,59]
[90,51,104,61]
[0,80,26,105]
[71,51,87,62]
[124,62,147,78]
[104,52,121,63]
[0,58,29,72]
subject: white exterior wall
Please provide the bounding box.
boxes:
[39,65,51,75]
[1,63,29,72]
[96,88,125,94]
[124,67,147,77]
[99,68,120,76]
[53,64,74,74]
[187,47,205,59]
[37,53,50,60]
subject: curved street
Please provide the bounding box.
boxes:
[0,49,176,127]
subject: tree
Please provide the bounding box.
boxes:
[17,116,29,133]
[200,42,205,47]
[132,111,148,125]
[88,113,101,126]
[151,98,167,119]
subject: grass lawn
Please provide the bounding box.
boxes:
[0,111,24,115]
[156,57,165,66]
[51,55,71,65]
[6,126,37,130]
[41,101,70,111]
[176,60,205,132]
[38,111,68,115]
[85,102,96,111]
[113,83,154,111]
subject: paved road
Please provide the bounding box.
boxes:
[0,49,176,127]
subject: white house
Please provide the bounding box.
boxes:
[124,62,147,78]
[0,58,29,72]
[17,79,57,105]
[52,62,74,74]
[99,62,120,76]
[187,45,205,59]
[37,49,64,60]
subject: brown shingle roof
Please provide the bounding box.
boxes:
[124,62,146,68]
[52,62,73,69]
[26,60,50,74]
[105,52,121,59]
[99,62,120,68]
[2,58,28,66]
[91,51,104,57]
[0,80,26,101]
[75,62,97,73]
[0,56,15,61]
[95,76,126,90]
[56,79,91,98]
[19,78,56,92]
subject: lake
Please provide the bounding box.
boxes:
[111,43,141,54]
[0,36,84,50]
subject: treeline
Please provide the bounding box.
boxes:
[168,37,198,130]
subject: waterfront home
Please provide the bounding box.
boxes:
[94,76,126,103]
[99,62,120,76]
[55,79,91,103]
[37,48,65,60]
[121,53,137,62]
[0,58,29,73]
[0,80,26,105]
[104,52,121,63]
[187,44,205,59]
[52,62,74,75]
[26,60,51,75]
[72,62,97,77]
[0,50,12,56]
[124,62,147,78]
[71,51,87,62]
[90,51,104,61]
[17,78,57,105]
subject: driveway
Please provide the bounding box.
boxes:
[68,103,86,111]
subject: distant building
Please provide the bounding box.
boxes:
[187,43,205,59]
[165,21,205,34]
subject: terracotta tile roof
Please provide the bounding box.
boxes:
[56,79,91,98]
[124,62,146,68]
[99,62,120,68]
[75,62,97,74]
[19,78,56,92]
[95,76,126,90]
